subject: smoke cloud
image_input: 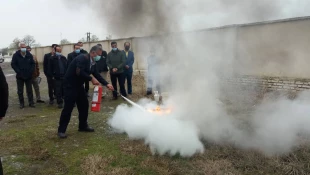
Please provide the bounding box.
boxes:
[63,0,310,156]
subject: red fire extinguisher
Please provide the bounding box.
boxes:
[91,85,103,112]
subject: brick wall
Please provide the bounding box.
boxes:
[224,76,310,92]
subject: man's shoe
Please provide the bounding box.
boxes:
[37,100,45,103]
[78,126,95,132]
[20,104,25,109]
[58,133,67,139]
[146,91,152,95]
[29,104,35,108]
[49,100,54,105]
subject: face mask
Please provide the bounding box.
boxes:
[94,55,101,61]
[56,52,61,56]
[21,48,26,52]
[112,48,117,51]
[75,49,80,54]
[125,46,130,50]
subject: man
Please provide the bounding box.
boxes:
[106,41,127,100]
[77,42,90,96]
[11,42,35,108]
[0,65,8,175]
[27,46,45,104]
[146,48,161,95]
[0,66,8,120]
[57,45,114,138]
[122,42,135,95]
[43,44,57,104]
[67,44,81,66]
[96,43,109,97]
[48,46,67,109]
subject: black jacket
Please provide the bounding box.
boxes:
[11,50,35,80]
[0,66,8,117]
[63,54,108,89]
[81,49,88,54]
[43,53,52,77]
[67,52,81,66]
[96,50,108,72]
[48,55,68,79]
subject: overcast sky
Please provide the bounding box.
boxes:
[1,0,310,48]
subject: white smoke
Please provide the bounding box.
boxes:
[63,0,310,157]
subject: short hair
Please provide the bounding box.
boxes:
[97,44,102,47]
[124,42,130,46]
[52,44,57,48]
[111,41,117,45]
[26,46,31,49]
[78,42,83,44]
[90,45,102,53]
[19,42,26,47]
[54,45,61,52]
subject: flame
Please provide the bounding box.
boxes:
[146,106,172,114]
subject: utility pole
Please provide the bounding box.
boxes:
[86,32,91,42]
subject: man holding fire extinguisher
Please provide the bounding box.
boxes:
[57,45,114,139]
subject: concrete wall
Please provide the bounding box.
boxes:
[30,16,310,79]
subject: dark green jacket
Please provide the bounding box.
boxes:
[106,49,126,74]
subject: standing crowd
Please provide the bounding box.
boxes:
[0,40,161,139]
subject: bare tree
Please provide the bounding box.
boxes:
[9,38,21,50]
[60,39,71,45]
[0,47,8,56]
[22,35,36,47]
[79,38,86,42]
[106,35,112,40]
[90,35,99,42]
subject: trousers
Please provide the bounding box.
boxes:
[84,80,89,93]
[31,77,41,101]
[124,71,133,94]
[58,86,89,133]
[147,75,161,94]
[110,72,127,98]
[16,78,34,105]
[54,79,64,105]
[46,76,55,101]
[100,72,108,95]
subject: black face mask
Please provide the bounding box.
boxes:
[125,46,130,50]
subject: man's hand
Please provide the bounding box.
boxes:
[112,68,118,72]
[125,65,129,69]
[0,117,3,121]
[91,77,100,85]
[106,84,114,91]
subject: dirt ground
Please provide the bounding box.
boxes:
[0,63,310,175]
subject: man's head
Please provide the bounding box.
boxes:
[26,46,31,52]
[124,42,130,51]
[19,42,27,53]
[55,46,62,56]
[74,44,81,53]
[78,42,84,49]
[111,41,117,51]
[51,44,57,54]
[97,44,102,48]
[89,45,102,61]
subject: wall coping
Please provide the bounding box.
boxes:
[33,15,310,49]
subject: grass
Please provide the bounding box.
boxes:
[1,64,310,174]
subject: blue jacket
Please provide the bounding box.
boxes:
[122,50,134,73]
